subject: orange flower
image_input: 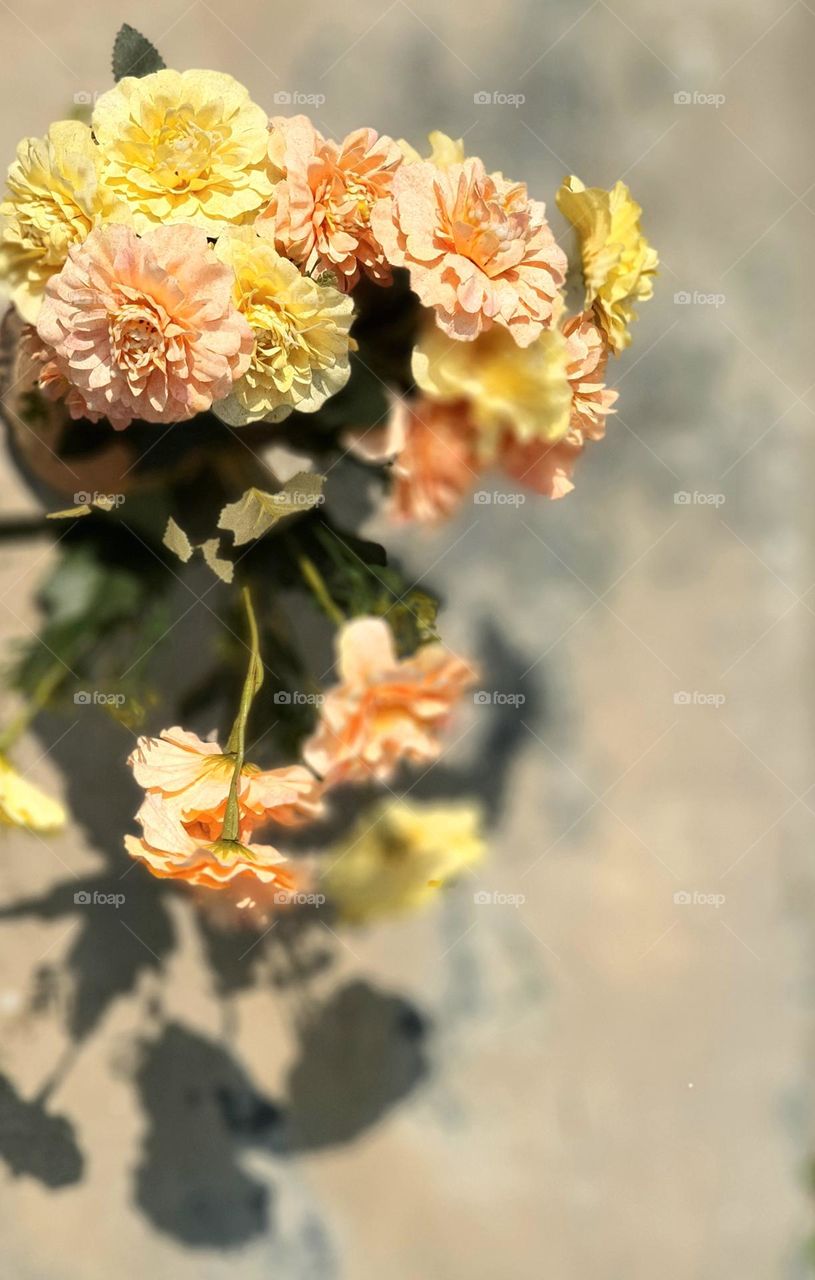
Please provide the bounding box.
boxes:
[125,793,298,891]
[345,396,481,523]
[303,617,477,784]
[260,115,402,289]
[371,158,566,346]
[499,310,617,499]
[389,397,480,523]
[125,727,323,888]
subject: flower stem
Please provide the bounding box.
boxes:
[298,553,345,628]
[222,587,263,843]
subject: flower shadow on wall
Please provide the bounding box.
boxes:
[0,619,540,1248]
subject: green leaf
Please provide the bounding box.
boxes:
[112,24,166,82]
[219,473,325,546]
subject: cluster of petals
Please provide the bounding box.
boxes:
[35,224,253,429]
[92,69,273,234]
[0,120,127,324]
[124,726,322,889]
[213,225,354,425]
[557,175,658,354]
[303,617,477,784]
[260,115,402,289]
[371,157,567,346]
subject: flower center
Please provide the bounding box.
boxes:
[110,305,164,375]
[154,110,218,189]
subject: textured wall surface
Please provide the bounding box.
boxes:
[0,2,813,1277]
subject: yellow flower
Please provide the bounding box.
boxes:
[92,69,273,233]
[323,799,485,923]
[398,130,465,168]
[412,315,572,455]
[0,755,65,832]
[0,121,124,322]
[213,226,354,425]
[557,175,658,353]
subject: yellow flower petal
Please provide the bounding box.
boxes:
[412,316,572,454]
[0,755,65,832]
[213,226,354,424]
[323,799,485,923]
[92,69,273,234]
[0,120,127,322]
[557,175,658,354]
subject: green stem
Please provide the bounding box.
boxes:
[298,553,345,628]
[222,587,263,844]
[0,661,70,755]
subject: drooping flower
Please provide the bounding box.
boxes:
[371,157,566,346]
[0,121,126,323]
[412,315,572,455]
[92,69,273,234]
[303,617,477,785]
[259,115,402,289]
[212,226,354,425]
[323,799,484,923]
[124,727,323,890]
[36,224,253,429]
[0,755,65,832]
[398,130,465,168]
[127,726,323,834]
[386,397,481,523]
[125,792,298,891]
[498,310,618,499]
[556,175,658,353]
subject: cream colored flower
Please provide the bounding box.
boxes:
[0,755,65,832]
[412,315,572,455]
[92,69,273,233]
[323,799,485,923]
[213,226,354,425]
[557,175,658,353]
[397,130,465,168]
[0,121,125,323]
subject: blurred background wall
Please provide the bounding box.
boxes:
[0,1,814,1277]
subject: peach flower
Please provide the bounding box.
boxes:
[125,792,298,891]
[345,395,481,523]
[36,224,253,429]
[371,158,566,346]
[303,617,477,784]
[125,727,323,890]
[128,726,323,833]
[259,115,402,289]
[389,397,480,523]
[499,310,617,499]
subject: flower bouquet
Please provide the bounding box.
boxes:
[0,24,657,930]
